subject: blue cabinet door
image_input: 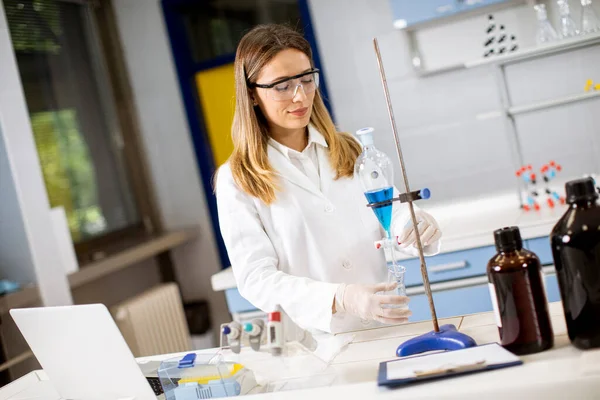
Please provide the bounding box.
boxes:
[399,245,495,287]
[544,273,562,303]
[225,288,258,314]
[408,284,493,322]
[526,236,554,265]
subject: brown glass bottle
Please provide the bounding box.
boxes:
[551,178,600,349]
[487,227,554,355]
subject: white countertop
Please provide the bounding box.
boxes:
[421,191,566,256]
[6,302,600,399]
[212,191,567,292]
[143,302,600,399]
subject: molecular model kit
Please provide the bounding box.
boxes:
[516,161,565,212]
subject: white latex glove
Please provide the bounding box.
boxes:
[395,209,441,252]
[335,282,411,324]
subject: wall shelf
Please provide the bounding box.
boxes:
[0,351,33,373]
[508,90,600,116]
[0,227,199,315]
[399,0,530,77]
[417,62,465,77]
[0,286,39,315]
[466,31,600,69]
[0,227,199,380]
[416,31,600,77]
[68,227,199,289]
[475,90,600,120]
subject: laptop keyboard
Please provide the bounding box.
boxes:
[147,377,181,396]
[147,377,164,396]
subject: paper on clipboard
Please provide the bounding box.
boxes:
[386,343,520,381]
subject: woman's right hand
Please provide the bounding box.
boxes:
[335,282,411,324]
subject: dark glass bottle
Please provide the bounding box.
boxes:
[487,227,554,355]
[550,177,600,349]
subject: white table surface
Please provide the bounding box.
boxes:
[5,302,600,400]
[229,302,599,399]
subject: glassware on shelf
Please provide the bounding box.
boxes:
[557,0,580,38]
[581,0,600,33]
[534,4,559,44]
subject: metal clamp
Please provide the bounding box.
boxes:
[366,188,431,209]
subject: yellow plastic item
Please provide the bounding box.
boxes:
[178,362,244,385]
[595,84,600,91]
[584,79,594,92]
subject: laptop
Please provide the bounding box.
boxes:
[10,304,162,400]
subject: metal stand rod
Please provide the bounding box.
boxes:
[373,38,439,332]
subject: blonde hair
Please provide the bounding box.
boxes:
[227,24,361,204]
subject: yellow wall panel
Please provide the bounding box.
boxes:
[195,64,235,167]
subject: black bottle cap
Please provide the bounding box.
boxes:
[566,177,598,204]
[494,226,523,252]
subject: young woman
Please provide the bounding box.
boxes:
[216,24,441,334]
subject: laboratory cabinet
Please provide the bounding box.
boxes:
[400,235,554,288]
[544,273,561,303]
[222,243,500,314]
[525,236,554,265]
[400,245,496,287]
[408,272,562,322]
[408,283,493,321]
[225,271,561,323]
[225,287,257,314]
[223,235,562,323]
[223,282,497,324]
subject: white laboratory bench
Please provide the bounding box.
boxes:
[3,302,600,399]
[212,191,569,322]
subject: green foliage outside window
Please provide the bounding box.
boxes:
[30,110,105,242]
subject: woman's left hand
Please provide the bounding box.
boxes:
[395,209,441,249]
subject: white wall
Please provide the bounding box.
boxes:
[309,0,600,205]
[0,124,35,285]
[0,1,72,306]
[111,0,230,334]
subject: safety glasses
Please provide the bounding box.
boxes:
[249,69,320,102]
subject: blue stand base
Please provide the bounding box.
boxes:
[396,324,477,357]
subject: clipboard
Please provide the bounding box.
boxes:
[378,343,523,387]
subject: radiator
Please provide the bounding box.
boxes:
[112,283,192,357]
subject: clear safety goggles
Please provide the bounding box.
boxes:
[250,69,320,102]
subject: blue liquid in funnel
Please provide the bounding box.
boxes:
[365,186,394,235]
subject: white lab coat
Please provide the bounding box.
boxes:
[216,126,440,334]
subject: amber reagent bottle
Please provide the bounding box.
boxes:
[487,226,554,355]
[551,177,600,349]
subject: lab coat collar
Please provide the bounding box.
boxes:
[267,125,331,198]
[308,124,328,149]
[268,124,328,160]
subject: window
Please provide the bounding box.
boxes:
[4,0,155,263]
[180,0,303,63]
